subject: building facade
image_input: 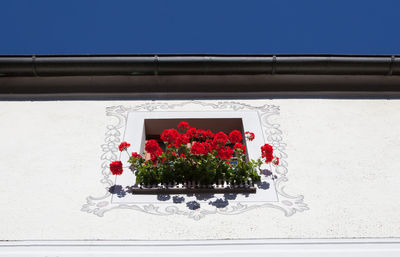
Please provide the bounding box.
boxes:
[0,55,400,256]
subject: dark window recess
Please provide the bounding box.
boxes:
[144,118,246,157]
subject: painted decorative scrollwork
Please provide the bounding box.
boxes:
[81,101,309,220]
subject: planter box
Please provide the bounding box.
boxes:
[127,186,256,195]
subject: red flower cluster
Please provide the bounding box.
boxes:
[228,130,243,144]
[217,146,234,160]
[190,142,212,155]
[145,139,163,162]
[174,133,189,148]
[198,129,214,140]
[245,131,255,141]
[145,139,160,153]
[110,161,123,175]
[185,127,215,141]
[261,144,274,163]
[213,131,228,146]
[177,121,190,131]
[160,129,179,144]
[186,127,198,140]
[261,144,279,165]
[118,141,130,151]
[131,152,142,159]
[150,148,163,162]
[233,142,246,153]
[110,123,257,178]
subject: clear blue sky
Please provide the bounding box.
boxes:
[1,0,399,55]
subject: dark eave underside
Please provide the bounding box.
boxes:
[0,54,399,99]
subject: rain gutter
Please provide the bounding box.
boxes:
[0,54,399,99]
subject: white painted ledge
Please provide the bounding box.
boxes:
[1,239,400,257]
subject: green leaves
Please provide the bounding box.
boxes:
[133,149,261,186]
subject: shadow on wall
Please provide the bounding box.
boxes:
[109,179,271,211]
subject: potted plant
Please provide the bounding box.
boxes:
[109,121,279,195]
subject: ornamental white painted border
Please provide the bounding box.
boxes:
[81,101,308,220]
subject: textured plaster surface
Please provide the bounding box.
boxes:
[0,99,399,240]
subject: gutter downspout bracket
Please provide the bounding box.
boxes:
[32,55,38,77]
[387,55,395,76]
[154,55,159,76]
[272,55,276,75]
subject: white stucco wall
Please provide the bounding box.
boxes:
[0,99,399,240]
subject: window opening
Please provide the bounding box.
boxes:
[143,118,247,162]
[112,111,279,204]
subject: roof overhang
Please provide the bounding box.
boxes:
[1,54,399,99]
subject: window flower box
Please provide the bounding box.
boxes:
[109,121,278,196]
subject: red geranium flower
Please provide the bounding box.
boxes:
[196,129,214,141]
[261,144,274,163]
[160,129,179,144]
[110,161,123,175]
[190,142,212,155]
[150,147,163,162]
[177,121,190,131]
[196,129,206,140]
[217,146,233,160]
[205,139,217,151]
[186,127,197,139]
[174,133,189,147]
[245,131,255,141]
[145,139,160,154]
[203,129,215,139]
[272,156,279,165]
[202,142,212,154]
[213,131,228,146]
[118,141,130,151]
[131,152,142,159]
[233,142,246,153]
[229,130,243,144]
